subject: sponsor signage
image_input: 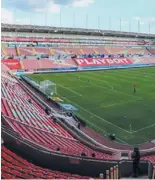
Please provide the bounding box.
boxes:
[2,59,21,70]
[74,58,132,67]
[1,37,71,43]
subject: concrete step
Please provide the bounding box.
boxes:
[121,175,148,179]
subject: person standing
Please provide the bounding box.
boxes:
[132,147,141,177]
[133,83,136,93]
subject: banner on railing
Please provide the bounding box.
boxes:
[74,58,132,67]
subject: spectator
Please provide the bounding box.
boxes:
[78,122,81,129]
[99,173,104,179]
[92,153,96,158]
[28,99,32,103]
[132,147,141,177]
[45,107,50,115]
[56,147,60,152]
[81,152,87,157]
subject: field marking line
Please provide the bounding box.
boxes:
[57,93,132,134]
[78,114,128,144]
[64,95,78,99]
[112,70,155,82]
[90,79,142,100]
[58,84,83,96]
[87,98,143,111]
[96,71,155,88]
[131,123,155,133]
[79,73,142,100]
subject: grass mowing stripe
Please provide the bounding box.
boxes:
[28,67,155,144]
[56,93,131,134]
[88,98,143,110]
[95,71,154,88]
[74,73,142,100]
[57,84,83,96]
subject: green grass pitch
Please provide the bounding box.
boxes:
[28,67,155,145]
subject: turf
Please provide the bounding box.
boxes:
[28,67,155,145]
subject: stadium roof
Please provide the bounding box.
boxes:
[2,23,155,39]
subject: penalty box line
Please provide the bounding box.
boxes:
[57,93,132,134]
[131,123,155,134]
[57,84,83,96]
[88,98,143,111]
[78,114,128,144]
[74,74,142,100]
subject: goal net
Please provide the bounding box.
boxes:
[39,80,57,96]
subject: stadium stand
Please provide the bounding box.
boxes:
[19,59,77,70]
[18,47,34,56]
[130,56,155,64]
[2,46,153,57]
[1,66,112,159]
[1,146,90,179]
[4,47,17,56]
[148,49,155,54]
[1,23,155,179]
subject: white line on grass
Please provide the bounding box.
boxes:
[78,114,128,144]
[58,84,83,96]
[131,123,155,133]
[88,98,143,110]
[57,93,131,134]
[77,75,142,100]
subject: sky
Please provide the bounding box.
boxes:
[1,0,155,33]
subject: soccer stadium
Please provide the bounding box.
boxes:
[1,0,155,179]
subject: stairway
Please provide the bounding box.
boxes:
[20,61,24,69]
[32,48,37,55]
[93,49,98,54]
[49,48,55,55]
[80,49,84,54]
[2,48,7,56]
[121,175,148,179]
[16,47,21,56]
[65,48,69,54]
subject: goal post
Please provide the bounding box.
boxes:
[39,80,57,96]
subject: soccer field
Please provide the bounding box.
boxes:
[28,67,155,145]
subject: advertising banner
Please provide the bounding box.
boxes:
[1,37,71,43]
[74,58,132,67]
[2,59,21,70]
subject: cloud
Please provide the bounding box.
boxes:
[132,16,155,23]
[1,8,32,24]
[140,21,145,25]
[121,20,129,25]
[34,1,60,13]
[53,0,73,5]
[15,18,31,24]
[132,17,140,21]
[72,0,94,7]
[2,0,60,13]
[2,0,94,13]
[1,8,14,23]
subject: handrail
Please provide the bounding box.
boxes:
[2,125,119,162]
